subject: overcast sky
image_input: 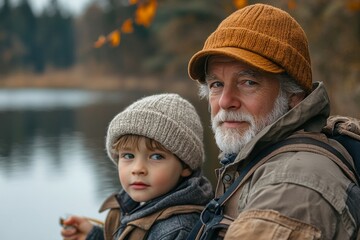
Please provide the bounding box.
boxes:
[7,0,95,15]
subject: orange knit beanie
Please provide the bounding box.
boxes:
[188,4,312,92]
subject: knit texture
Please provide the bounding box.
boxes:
[188,3,312,92]
[106,93,204,170]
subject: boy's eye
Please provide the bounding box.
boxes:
[150,153,164,160]
[121,153,134,159]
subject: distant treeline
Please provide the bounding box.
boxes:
[0,0,358,89]
[0,0,237,76]
[0,0,75,74]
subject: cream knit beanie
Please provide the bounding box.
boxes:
[188,4,312,93]
[106,93,204,170]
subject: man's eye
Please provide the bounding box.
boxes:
[121,153,134,159]
[150,154,164,160]
[243,80,257,86]
[209,81,223,89]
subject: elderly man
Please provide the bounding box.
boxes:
[188,3,359,240]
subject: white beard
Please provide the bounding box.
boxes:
[211,90,289,154]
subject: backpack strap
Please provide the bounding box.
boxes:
[322,115,360,180]
[270,135,360,185]
[262,134,360,240]
[187,139,305,240]
[323,115,360,141]
[118,205,204,240]
[332,135,360,178]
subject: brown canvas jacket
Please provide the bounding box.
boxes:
[99,194,204,240]
[215,82,358,240]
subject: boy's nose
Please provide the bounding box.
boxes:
[131,160,147,175]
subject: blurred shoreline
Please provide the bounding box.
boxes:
[0,65,358,117]
[0,65,197,97]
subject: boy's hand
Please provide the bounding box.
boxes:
[60,215,94,240]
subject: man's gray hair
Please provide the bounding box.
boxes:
[277,74,306,96]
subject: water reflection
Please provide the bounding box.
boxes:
[0,88,117,110]
[0,88,219,240]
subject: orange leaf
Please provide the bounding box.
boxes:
[233,0,247,9]
[108,30,121,47]
[346,0,360,11]
[134,0,157,27]
[129,0,138,5]
[121,19,134,33]
[94,35,107,48]
[288,0,297,10]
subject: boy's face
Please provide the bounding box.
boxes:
[117,137,191,202]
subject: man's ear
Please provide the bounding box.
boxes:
[181,167,192,177]
[289,92,306,108]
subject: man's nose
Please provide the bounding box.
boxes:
[219,86,241,110]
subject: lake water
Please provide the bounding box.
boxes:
[0,88,218,240]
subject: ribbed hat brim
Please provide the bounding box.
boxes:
[188,47,284,82]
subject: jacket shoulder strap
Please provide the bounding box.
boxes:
[269,135,359,185]
[187,141,297,240]
[323,115,360,141]
[101,194,121,240]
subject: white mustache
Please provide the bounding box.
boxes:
[212,110,254,128]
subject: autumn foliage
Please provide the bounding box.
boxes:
[94,0,248,48]
[94,0,359,49]
[94,0,158,48]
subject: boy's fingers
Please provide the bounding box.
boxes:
[63,236,79,240]
[61,226,77,236]
[63,215,82,226]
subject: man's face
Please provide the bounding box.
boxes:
[206,55,288,154]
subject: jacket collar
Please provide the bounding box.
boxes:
[98,191,140,214]
[99,193,120,212]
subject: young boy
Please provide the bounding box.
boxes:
[60,93,213,240]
